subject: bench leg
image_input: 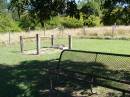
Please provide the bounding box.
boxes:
[90,83,93,93]
[90,77,97,95]
[49,73,53,97]
[49,70,56,97]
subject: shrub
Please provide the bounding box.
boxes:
[0,13,21,33]
[84,15,101,27]
[62,17,84,28]
[19,15,38,31]
[45,16,63,29]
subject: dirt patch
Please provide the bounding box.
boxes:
[23,48,62,55]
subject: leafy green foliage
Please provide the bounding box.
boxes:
[0,0,8,12]
[80,0,130,25]
[62,17,83,28]
[80,0,103,26]
[45,16,84,29]
[0,13,21,33]
[66,0,80,19]
[102,0,130,25]
[9,0,67,26]
[84,15,101,27]
[80,0,102,17]
[19,14,39,31]
[103,7,130,25]
[7,0,130,30]
[45,16,62,29]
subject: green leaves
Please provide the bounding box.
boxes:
[9,0,67,26]
[62,17,84,28]
[0,13,21,32]
[84,15,101,27]
[9,0,81,26]
[8,0,130,28]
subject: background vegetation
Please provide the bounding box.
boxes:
[0,13,21,32]
[0,1,130,97]
[0,0,130,32]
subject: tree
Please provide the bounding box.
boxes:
[9,0,82,26]
[0,0,8,13]
[80,0,102,26]
[9,0,67,27]
[9,0,26,19]
[0,13,21,32]
[80,0,102,17]
[66,0,80,19]
[102,0,130,25]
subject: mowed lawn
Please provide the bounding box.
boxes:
[1,38,130,65]
[0,39,130,97]
[73,39,130,54]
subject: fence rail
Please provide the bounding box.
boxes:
[22,37,36,40]
[20,34,72,55]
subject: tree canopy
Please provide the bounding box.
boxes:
[0,0,8,12]
[8,0,130,27]
[79,0,130,25]
[9,0,68,26]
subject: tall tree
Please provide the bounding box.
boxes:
[0,0,8,12]
[66,0,80,19]
[102,0,130,25]
[80,0,102,17]
[9,0,67,26]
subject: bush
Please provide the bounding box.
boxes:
[19,16,63,30]
[19,16,84,30]
[62,17,84,28]
[0,13,21,33]
[45,16,62,29]
[19,15,39,31]
[84,15,101,27]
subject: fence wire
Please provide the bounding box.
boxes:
[23,38,36,51]
[40,37,51,48]
[57,50,130,94]
[53,36,69,47]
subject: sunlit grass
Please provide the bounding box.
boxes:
[1,38,130,65]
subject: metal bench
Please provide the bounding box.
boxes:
[50,50,130,96]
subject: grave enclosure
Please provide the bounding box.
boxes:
[20,34,72,55]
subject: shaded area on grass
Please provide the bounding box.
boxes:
[0,59,130,97]
[0,60,57,97]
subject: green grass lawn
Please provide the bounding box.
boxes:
[0,38,130,97]
[73,39,130,54]
[0,46,59,65]
[1,38,130,65]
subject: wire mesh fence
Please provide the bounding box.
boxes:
[53,36,69,47]
[40,37,51,48]
[56,50,130,95]
[22,37,36,51]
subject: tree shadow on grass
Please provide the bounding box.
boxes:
[55,60,130,97]
[0,59,76,97]
[0,59,58,97]
[0,59,130,97]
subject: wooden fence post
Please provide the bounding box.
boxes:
[36,34,40,55]
[51,35,54,47]
[112,23,116,38]
[20,36,23,53]
[68,35,72,49]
